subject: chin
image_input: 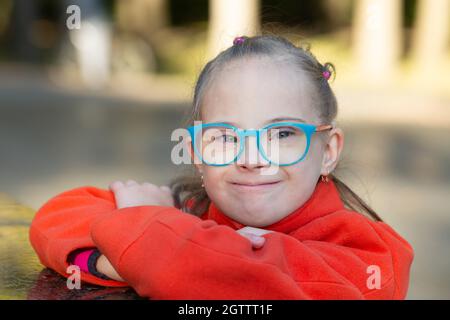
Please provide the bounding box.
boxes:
[237,205,278,226]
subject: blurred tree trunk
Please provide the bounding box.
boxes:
[207,0,260,59]
[114,0,168,74]
[352,0,403,82]
[10,0,37,62]
[323,0,353,29]
[116,0,168,42]
[0,0,13,37]
[411,0,450,75]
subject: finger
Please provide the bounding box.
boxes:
[249,234,265,248]
[125,180,138,186]
[236,229,248,236]
[239,232,266,248]
[160,185,171,192]
[109,181,124,191]
[162,196,175,206]
[142,182,158,190]
[238,226,273,236]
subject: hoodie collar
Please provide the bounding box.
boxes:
[203,179,345,233]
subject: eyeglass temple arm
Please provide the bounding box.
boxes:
[316,121,336,132]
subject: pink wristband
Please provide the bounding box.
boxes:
[72,249,95,273]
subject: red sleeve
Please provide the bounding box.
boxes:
[90,206,414,299]
[29,186,127,287]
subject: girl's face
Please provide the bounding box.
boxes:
[194,56,343,227]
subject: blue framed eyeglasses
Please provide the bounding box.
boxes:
[187,121,334,166]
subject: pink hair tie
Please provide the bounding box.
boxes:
[322,70,331,80]
[233,36,247,45]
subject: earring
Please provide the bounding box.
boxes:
[321,169,330,183]
[201,175,205,188]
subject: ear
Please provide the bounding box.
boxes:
[321,127,344,175]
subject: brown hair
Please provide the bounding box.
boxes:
[169,35,382,222]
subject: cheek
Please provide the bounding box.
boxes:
[281,164,320,209]
[284,165,315,184]
[305,139,325,169]
[202,167,227,188]
[284,144,323,183]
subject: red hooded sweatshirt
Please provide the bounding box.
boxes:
[29,180,414,299]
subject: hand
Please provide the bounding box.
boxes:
[96,254,124,282]
[109,180,174,209]
[236,226,274,249]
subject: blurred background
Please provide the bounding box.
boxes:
[0,0,449,299]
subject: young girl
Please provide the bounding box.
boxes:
[29,35,414,299]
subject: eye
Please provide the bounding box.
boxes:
[218,134,238,143]
[278,130,295,138]
[268,128,296,140]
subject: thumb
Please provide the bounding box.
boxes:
[160,186,171,192]
[240,232,266,248]
[249,234,265,248]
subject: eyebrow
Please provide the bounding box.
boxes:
[214,117,307,127]
[264,117,307,124]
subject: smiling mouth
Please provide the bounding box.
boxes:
[230,181,281,190]
[232,181,280,186]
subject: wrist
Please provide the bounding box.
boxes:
[95,253,125,282]
[87,249,113,280]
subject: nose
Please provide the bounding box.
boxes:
[236,134,270,170]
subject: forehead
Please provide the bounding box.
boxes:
[201,56,320,127]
